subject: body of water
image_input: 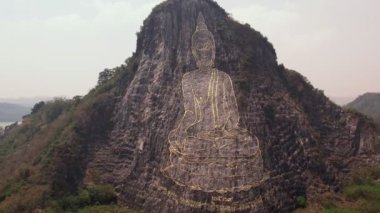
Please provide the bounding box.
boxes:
[0,122,15,128]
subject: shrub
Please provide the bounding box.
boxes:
[349,167,380,185]
[31,101,45,114]
[56,195,81,211]
[77,205,139,213]
[17,165,31,180]
[48,185,117,212]
[296,195,306,208]
[0,179,27,201]
[42,99,71,123]
[88,185,117,205]
[344,184,380,201]
[0,185,48,213]
[78,190,91,206]
[98,69,115,85]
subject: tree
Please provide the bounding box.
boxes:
[98,69,115,85]
[31,101,45,114]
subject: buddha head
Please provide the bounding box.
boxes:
[192,13,216,69]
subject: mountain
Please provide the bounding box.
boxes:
[346,93,380,123]
[0,0,379,212]
[0,102,30,122]
[330,96,354,106]
[0,97,52,108]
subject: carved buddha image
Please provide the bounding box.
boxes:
[162,13,264,193]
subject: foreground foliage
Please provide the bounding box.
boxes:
[77,205,140,213]
[297,167,380,213]
[46,185,118,212]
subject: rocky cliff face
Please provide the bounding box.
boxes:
[76,0,380,212]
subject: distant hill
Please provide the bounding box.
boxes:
[0,102,30,122]
[0,97,52,108]
[346,93,380,122]
[330,96,354,106]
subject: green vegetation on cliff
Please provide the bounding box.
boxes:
[0,56,138,212]
[297,167,380,213]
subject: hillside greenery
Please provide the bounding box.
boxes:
[296,167,380,213]
[0,55,139,212]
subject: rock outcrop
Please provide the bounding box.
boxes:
[76,0,380,212]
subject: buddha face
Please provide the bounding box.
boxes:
[192,32,215,69]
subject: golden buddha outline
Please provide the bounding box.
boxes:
[162,13,264,193]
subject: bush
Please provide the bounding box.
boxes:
[98,69,115,85]
[17,165,31,180]
[31,101,45,114]
[78,190,91,206]
[0,184,48,212]
[42,98,71,123]
[344,184,380,201]
[296,195,306,208]
[0,179,27,201]
[77,205,139,213]
[48,185,117,212]
[351,168,374,185]
[56,195,81,211]
[88,185,117,205]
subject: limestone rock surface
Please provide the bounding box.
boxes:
[82,0,380,212]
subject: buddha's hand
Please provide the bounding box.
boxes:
[186,125,198,137]
[224,128,249,139]
[209,126,225,137]
[194,126,226,140]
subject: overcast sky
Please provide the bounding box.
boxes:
[0,0,379,100]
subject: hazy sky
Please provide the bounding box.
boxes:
[0,0,379,99]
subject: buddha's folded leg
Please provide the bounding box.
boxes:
[163,132,264,191]
[215,134,261,158]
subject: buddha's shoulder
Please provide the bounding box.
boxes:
[182,71,195,80]
[217,70,231,82]
[181,69,232,80]
[182,70,202,82]
[215,69,232,82]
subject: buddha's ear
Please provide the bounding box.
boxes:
[191,46,198,61]
[191,42,196,62]
[211,43,216,63]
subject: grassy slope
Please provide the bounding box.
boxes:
[0,57,139,212]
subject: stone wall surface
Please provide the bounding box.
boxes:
[85,0,380,212]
